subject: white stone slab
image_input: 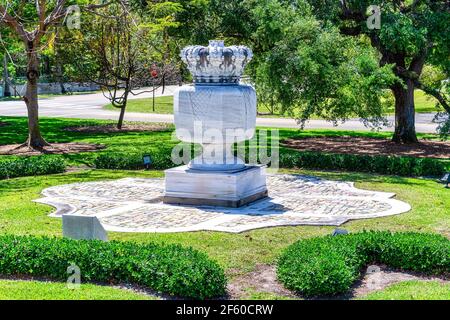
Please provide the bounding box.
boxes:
[62,214,108,241]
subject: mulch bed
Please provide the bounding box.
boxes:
[64,123,172,134]
[282,136,450,159]
[227,264,296,299]
[227,264,449,300]
[0,143,106,156]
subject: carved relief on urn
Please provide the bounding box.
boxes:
[180,40,253,84]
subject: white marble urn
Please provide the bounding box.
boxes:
[164,40,267,208]
[174,40,256,171]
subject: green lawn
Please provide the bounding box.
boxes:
[103,94,301,116]
[104,95,175,114]
[385,90,442,114]
[0,116,445,168]
[0,116,448,299]
[0,279,155,300]
[0,168,448,298]
[0,168,448,273]
[361,281,450,300]
[104,90,441,116]
[0,117,177,166]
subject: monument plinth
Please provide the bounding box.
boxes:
[163,40,267,207]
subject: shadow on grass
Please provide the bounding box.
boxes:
[0,166,434,201]
[279,168,438,187]
[1,116,447,176]
[277,128,442,141]
[0,169,163,197]
[0,117,177,165]
[0,117,172,143]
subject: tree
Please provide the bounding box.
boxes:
[0,0,114,148]
[129,0,256,84]
[2,54,10,96]
[167,0,449,141]
[1,9,23,97]
[71,3,174,129]
[246,0,396,129]
[130,0,189,85]
[306,0,450,143]
[153,0,396,128]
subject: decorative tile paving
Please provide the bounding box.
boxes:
[35,174,411,233]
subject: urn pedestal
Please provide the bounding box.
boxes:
[164,165,268,208]
[163,40,267,207]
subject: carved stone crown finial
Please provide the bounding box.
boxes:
[180,40,253,84]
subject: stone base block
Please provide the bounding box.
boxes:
[62,214,108,241]
[163,165,267,208]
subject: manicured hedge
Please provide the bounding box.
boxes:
[277,231,449,297]
[95,148,446,177]
[279,150,446,177]
[0,235,226,299]
[95,151,175,170]
[0,156,66,180]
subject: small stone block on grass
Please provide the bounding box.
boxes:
[62,214,108,241]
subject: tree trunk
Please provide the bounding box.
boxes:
[54,27,66,95]
[56,63,67,94]
[391,80,418,143]
[117,105,126,130]
[3,55,11,97]
[24,47,48,148]
[117,86,129,130]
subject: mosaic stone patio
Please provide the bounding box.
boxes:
[36,174,411,233]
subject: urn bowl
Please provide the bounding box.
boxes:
[174,84,256,171]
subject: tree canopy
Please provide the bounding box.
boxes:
[306,0,450,140]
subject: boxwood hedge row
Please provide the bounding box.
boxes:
[95,149,446,177]
[277,231,449,297]
[0,235,226,299]
[94,151,175,170]
[0,156,66,180]
[279,150,446,177]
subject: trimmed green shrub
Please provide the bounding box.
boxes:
[279,150,446,177]
[0,235,226,299]
[94,150,175,170]
[94,147,446,177]
[0,156,66,180]
[277,231,450,297]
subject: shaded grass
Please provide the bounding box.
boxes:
[276,128,443,141]
[360,280,450,300]
[0,117,446,169]
[242,289,296,300]
[0,117,177,166]
[0,279,154,300]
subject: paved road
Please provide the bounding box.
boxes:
[0,85,440,133]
